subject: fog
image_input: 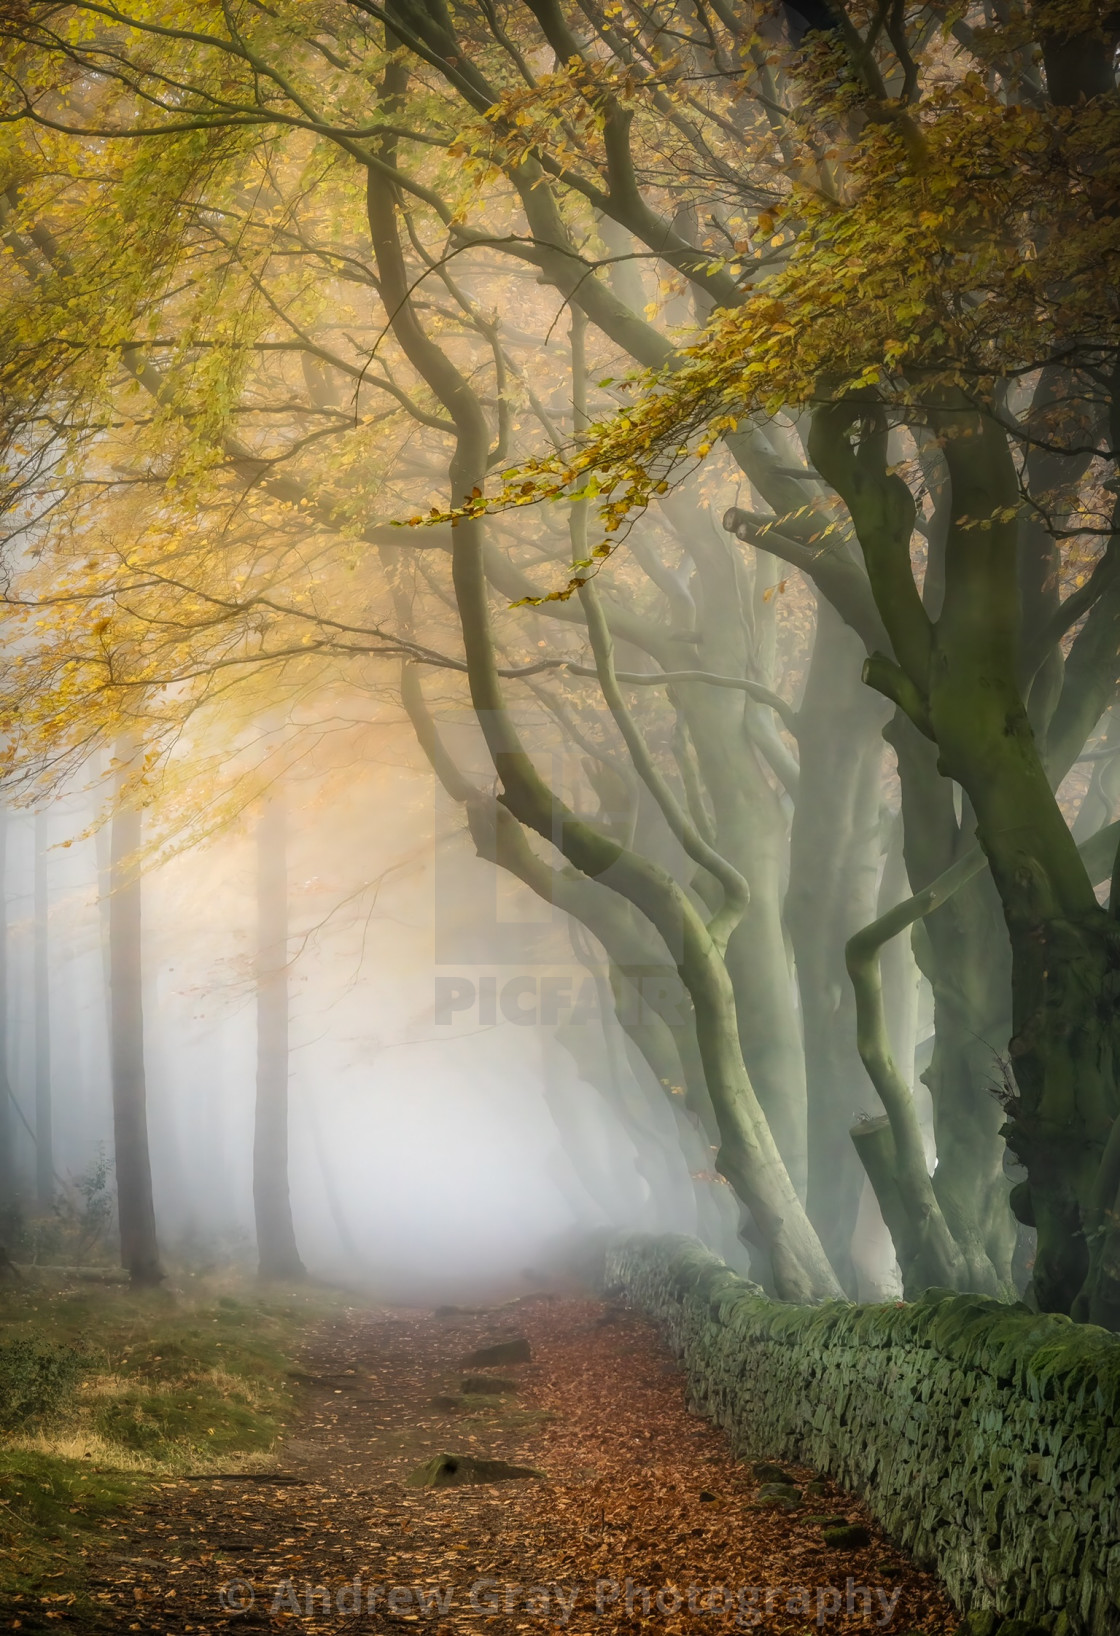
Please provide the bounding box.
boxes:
[0,711,753,1299]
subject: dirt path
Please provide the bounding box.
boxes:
[53,1295,956,1635]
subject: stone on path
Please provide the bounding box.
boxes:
[405,1452,544,1488]
[821,1523,871,1549]
[753,1482,801,1509]
[751,1460,794,1484]
[462,1337,531,1367]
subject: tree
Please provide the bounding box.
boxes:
[107,745,163,1286]
[0,808,18,1230]
[0,7,840,1298]
[33,808,51,1210]
[439,2,1120,1316]
[0,3,967,1302]
[253,779,305,1281]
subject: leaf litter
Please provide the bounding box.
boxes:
[15,1295,956,1633]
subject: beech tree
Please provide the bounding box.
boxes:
[433,2,1120,1315]
[0,0,1116,1315]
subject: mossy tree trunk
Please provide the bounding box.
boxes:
[813,402,1120,1323]
[891,720,1018,1295]
[659,504,809,1201]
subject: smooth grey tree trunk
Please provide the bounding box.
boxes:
[253,788,305,1281]
[787,599,889,1292]
[108,766,162,1285]
[33,811,52,1210]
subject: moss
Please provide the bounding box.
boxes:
[821,1524,871,1548]
[603,1233,1120,1636]
[751,1461,795,1482]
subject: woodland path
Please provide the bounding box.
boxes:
[61,1294,954,1635]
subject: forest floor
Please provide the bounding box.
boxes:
[2,1285,958,1636]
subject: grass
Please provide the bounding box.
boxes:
[0,1448,144,1617]
[0,1270,343,1623]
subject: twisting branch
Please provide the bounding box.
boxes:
[579,578,750,955]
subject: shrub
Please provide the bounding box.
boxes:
[0,1338,84,1431]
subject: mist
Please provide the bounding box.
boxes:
[0,709,756,1299]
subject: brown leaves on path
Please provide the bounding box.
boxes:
[20,1293,957,1635]
[518,1299,955,1636]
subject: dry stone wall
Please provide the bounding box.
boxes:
[601,1233,1120,1636]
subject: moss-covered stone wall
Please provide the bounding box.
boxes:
[601,1234,1120,1636]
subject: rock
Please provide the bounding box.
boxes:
[698,1489,718,1502]
[806,1514,848,1528]
[462,1338,531,1367]
[405,1453,544,1488]
[429,1395,463,1412]
[957,1614,998,1636]
[460,1375,518,1395]
[805,1479,831,1497]
[753,1487,801,1511]
[821,1524,871,1549]
[752,1460,795,1483]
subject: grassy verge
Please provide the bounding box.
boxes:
[0,1271,342,1623]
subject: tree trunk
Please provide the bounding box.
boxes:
[0,810,18,1224]
[33,810,52,1210]
[887,719,1019,1293]
[108,765,163,1286]
[662,501,810,1200]
[923,419,1118,1317]
[812,400,1120,1320]
[787,597,888,1290]
[253,787,305,1282]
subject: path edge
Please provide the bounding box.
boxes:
[596,1231,1120,1636]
